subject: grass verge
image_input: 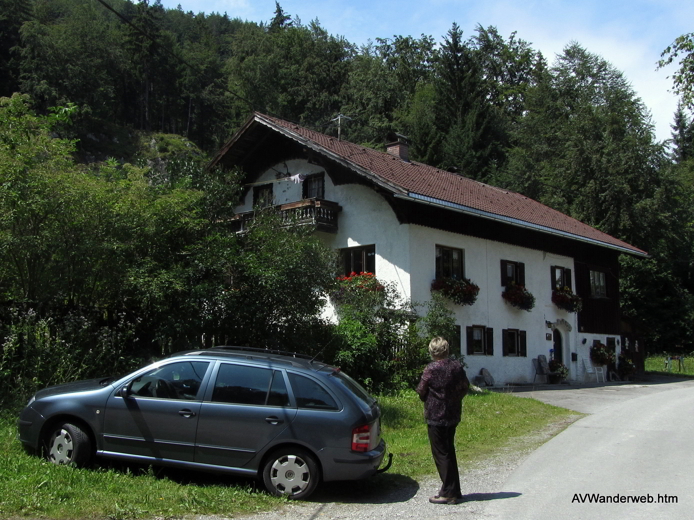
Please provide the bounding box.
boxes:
[644,355,694,377]
[1,390,574,519]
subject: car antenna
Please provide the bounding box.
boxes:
[310,337,335,363]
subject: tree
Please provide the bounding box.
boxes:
[670,103,694,164]
[432,24,506,180]
[0,0,31,96]
[659,32,694,111]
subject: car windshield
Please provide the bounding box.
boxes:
[331,371,376,408]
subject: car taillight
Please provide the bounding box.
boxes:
[352,424,372,452]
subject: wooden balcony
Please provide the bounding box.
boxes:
[230,199,342,234]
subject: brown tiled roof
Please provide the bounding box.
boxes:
[253,113,646,256]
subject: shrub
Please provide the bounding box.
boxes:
[0,307,146,409]
[328,274,461,394]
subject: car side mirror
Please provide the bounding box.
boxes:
[120,382,132,398]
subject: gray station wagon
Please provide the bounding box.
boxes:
[18,347,390,499]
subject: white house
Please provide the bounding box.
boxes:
[210,113,647,385]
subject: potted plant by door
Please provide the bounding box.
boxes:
[548,359,569,383]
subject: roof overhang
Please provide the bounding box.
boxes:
[394,192,648,257]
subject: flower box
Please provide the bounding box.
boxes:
[430,277,480,306]
[552,287,583,313]
[502,282,535,311]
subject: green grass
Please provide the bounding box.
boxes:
[645,355,694,376]
[379,390,575,478]
[0,391,574,519]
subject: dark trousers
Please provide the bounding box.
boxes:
[427,424,461,498]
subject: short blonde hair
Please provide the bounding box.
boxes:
[428,336,449,359]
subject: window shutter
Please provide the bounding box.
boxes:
[500,261,507,286]
[502,329,509,356]
[466,327,474,355]
[486,328,494,356]
[565,269,572,291]
[519,331,527,357]
[518,262,526,286]
[551,266,557,290]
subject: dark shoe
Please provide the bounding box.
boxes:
[429,495,458,504]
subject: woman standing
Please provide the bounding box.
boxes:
[416,336,469,504]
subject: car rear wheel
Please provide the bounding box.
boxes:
[45,422,92,467]
[262,447,319,500]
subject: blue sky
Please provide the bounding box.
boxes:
[159,0,693,143]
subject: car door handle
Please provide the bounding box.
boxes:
[265,416,283,425]
[178,409,196,418]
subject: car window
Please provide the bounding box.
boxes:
[267,371,290,407]
[331,371,376,408]
[288,373,338,410]
[212,364,273,405]
[130,361,209,400]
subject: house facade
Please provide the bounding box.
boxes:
[210,113,646,385]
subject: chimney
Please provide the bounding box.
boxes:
[386,132,410,162]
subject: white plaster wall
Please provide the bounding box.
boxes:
[408,224,581,385]
[575,333,622,382]
[236,159,326,212]
[319,185,411,302]
[235,161,619,386]
[237,160,412,301]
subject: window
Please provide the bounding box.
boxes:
[267,371,290,407]
[500,260,525,286]
[341,244,376,276]
[436,245,464,280]
[466,326,494,356]
[590,270,607,297]
[253,184,273,208]
[213,364,273,406]
[129,361,210,400]
[302,173,325,199]
[288,373,338,410]
[551,266,572,290]
[502,329,527,357]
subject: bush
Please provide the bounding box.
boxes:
[0,307,146,409]
[328,275,460,394]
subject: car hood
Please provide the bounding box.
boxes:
[35,378,113,400]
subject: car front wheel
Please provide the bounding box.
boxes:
[45,422,92,467]
[262,448,319,500]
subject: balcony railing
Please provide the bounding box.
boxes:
[230,199,341,234]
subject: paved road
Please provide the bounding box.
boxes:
[235,377,694,520]
[481,378,694,520]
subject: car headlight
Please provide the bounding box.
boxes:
[27,395,35,406]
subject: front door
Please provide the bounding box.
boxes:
[553,329,563,363]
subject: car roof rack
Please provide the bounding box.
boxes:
[209,346,314,360]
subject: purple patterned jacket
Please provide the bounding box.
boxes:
[416,358,469,426]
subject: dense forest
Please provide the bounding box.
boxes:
[1,0,694,402]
